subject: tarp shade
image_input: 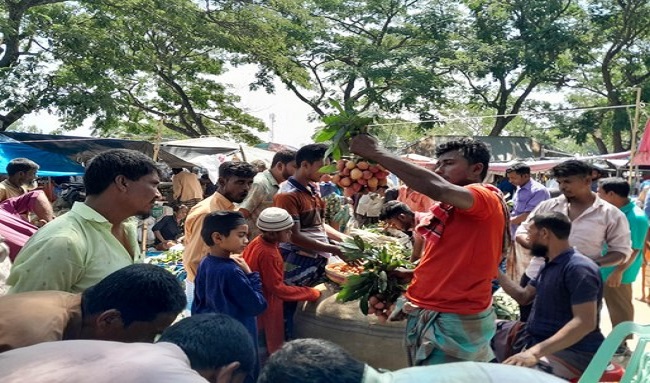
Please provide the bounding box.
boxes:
[0,135,86,176]
[2,132,196,169]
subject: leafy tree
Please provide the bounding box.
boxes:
[558,0,650,153]
[446,0,590,136]
[42,0,267,143]
[0,0,69,129]
[233,0,457,119]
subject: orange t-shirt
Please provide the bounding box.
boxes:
[405,184,505,315]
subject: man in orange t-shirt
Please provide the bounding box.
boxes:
[350,135,507,366]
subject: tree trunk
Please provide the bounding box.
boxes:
[611,108,628,152]
[488,116,507,136]
[590,133,609,154]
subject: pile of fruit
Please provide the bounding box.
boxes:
[332,158,390,197]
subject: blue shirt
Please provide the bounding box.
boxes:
[192,255,267,345]
[527,249,604,353]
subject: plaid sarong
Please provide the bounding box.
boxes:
[492,320,592,380]
[404,299,496,366]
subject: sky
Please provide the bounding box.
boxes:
[23,64,320,148]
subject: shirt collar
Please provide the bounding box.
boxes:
[547,248,575,265]
[212,192,236,210]
[520,179,533,190]
[621,200,635,214]
[70,202,111,224]
[362,365,392,383]
[263,169,279,187]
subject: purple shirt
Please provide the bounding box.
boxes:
[510,179,550,236]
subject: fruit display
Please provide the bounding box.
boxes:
[332,158,390,197]
[336,236,411,315]
[144,249,186,282]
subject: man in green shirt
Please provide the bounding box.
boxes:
[597,177,648,355]
[8,149,162,293]
[258,338,566,383]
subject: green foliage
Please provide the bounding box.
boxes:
[336,236,410,315]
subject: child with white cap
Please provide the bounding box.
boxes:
[242,207,321,360]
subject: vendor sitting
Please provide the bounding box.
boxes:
[152,204,188,250]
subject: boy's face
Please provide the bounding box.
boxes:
[217,224,250,253]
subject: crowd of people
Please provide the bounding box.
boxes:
[0,134,648,382]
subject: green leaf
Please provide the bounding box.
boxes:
[313,127,339,142]
[359,292,370,315]
[318,164,337,173]
[328,99,345,114]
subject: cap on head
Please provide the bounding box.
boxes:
[257,207,294,232]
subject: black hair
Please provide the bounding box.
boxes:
[507,162,530,176]
[295,144,328,167]
[83,149,161,196]
[201,210,247,246]
[6,158,39,176]
[218,161,257,181]
[434,138,491,180]
[379,200,414,221]
[550,160,592,178]
[81,264,185,326]
[158,313,255,373]
[531,212,572,240]
[383,187,399,202]
[171,168,184,174]
[598,177,630,198]
[258,339,365,383]
[271,150,297,168]
[173,204,188,213]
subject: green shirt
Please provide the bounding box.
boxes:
[600,201,649,284]
[8,202,140,294]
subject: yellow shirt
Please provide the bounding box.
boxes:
[172,171,204,202]
[0,180,26,202]
[0,291,82,352]
[182,192,235,282]
[8,202,140,293]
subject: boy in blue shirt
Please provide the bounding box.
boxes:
[192,210,267,382]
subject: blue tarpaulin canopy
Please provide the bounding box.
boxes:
[0,134,85,177]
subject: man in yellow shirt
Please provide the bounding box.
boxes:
[0,158,39,202]
[8,149,162,293]
[171,168,204,208]
[182,161,256,302]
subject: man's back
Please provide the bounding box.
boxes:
[172,171,203,202]
[0,340,206,383]
[0,291,81,352]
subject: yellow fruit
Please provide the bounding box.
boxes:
[367,177,379,188]
[378,178,388,186]
[346,161,357,170]
[357,161,369,170]
[332,174,341,184]
[350,168,363,180]
[340,177,352,187]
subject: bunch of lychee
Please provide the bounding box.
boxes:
[332,159,390,197]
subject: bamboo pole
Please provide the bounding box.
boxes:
[141,121,163,255]
[628,88,642,185]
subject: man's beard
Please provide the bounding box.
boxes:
[531,243,549,259]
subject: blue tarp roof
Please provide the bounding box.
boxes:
[0,134,85,177]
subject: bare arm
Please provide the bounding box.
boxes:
[510,212,530,226]
[497,270,536,305]
[504,301,598,367]
[597,251,626,268]
[605,249,639,287]
[349,135,475,209]
[411,233,424,263]
[324,223,349,242]
[288,222,343,257]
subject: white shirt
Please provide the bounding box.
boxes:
[0,340,208,383]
